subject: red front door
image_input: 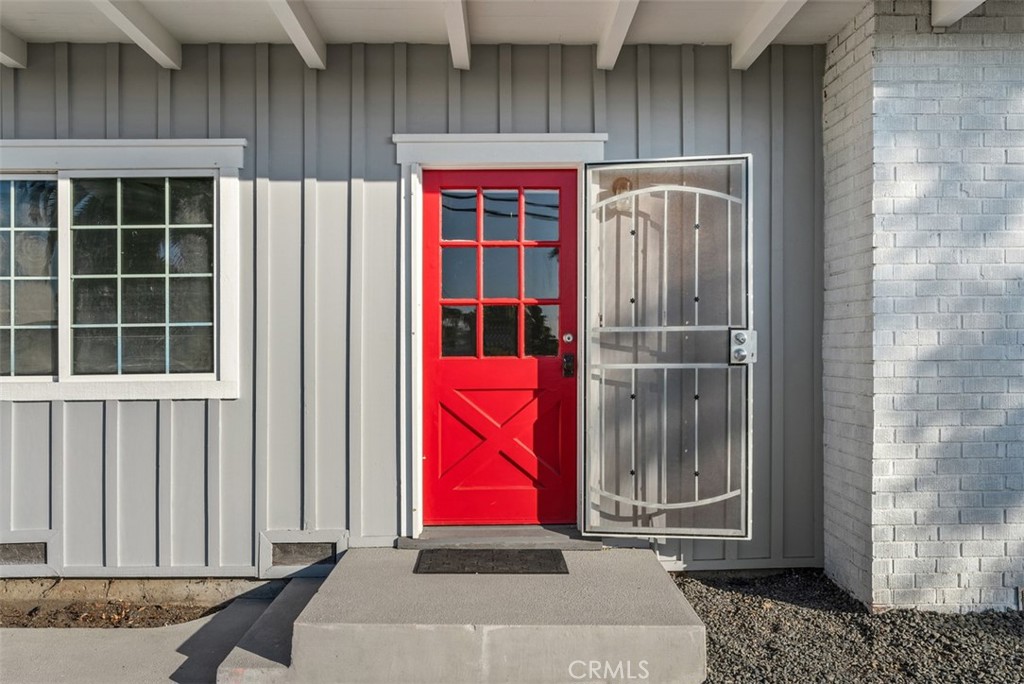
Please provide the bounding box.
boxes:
[423,169,578,525]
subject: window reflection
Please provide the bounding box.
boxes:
[483,305,517,356]
[2,179,58,376]
[483,248,517,298]
[483,190,518,241]
[524,247,558,299]
[524,190,559,241]
[442,305,476,356]
[525,305,558,356]
[442,248,476,299]
[72,179,117,226]
[170,178,214,225]
[14,180,57,228]
[442,190,476,241]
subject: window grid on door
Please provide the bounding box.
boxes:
[439,187,561,359]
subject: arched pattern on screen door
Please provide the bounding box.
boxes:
[584,157,755,538]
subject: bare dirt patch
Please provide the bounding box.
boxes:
[0,600,218,628]
[0,577,281,628]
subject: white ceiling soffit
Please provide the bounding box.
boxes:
[90,0,182,69]
[268,0,327,69]
[931,0,985,27]
[0,0,866,71]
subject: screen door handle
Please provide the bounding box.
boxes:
[562,353,576,378]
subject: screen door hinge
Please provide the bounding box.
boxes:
[729,329,757,365]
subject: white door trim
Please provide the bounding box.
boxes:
[393,133,607,538]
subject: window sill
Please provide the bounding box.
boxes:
[0,377,240,401]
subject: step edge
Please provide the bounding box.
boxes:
[216,578,324,681]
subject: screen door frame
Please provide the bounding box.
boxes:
[581,154,754,540]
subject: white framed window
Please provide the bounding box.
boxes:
[0,139,245,400]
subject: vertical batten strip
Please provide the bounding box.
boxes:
[811,44,826,565]
[105,44,119,139]
[729,70,743,153]
[592,46,606,132]
[206,400,221,567]
[50,402,65,570]
[637,45,650,157]
[0,402,12,534]
[302,66,319,531]
[254,43,270,549]
[394,44,410,537]
[103,401,119,566]
[205,44,223,566]
[207,45,221,138]
[394,44,407,135]
[55,44,69,138]
[680,46,695,156]
[726,65,743,564]
[348,44,366,541]
[0,66,14,137]
[158,400,172,565]
[158,68,171,138]
[548,45,562,134]
[769,44,785,561]
[447,66,461,133]
[48,44,68,570]
[499,45,512,133]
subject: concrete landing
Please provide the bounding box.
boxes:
[397,524,603,550]
[290,548,706,684]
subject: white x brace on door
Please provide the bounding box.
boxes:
[583,156,754,539]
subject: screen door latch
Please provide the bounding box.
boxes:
[730,330,757,365]
[562,353,576,377]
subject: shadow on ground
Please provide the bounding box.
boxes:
[170,579,317,684]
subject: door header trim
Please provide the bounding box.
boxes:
[393,133,607,165]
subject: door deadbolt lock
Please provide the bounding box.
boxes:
[563,333,574,344]
[562,353,576,378]
[730,330,757,365]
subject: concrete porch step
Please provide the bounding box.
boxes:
[290,548,706,684]
[217,578,323,684]
[396,524,604,550]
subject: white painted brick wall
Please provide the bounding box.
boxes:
[823,0,879,607]
[824,0,1024,613]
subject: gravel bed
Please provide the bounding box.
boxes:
[676,569,1024,684]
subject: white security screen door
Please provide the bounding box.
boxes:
[583,156,754,538]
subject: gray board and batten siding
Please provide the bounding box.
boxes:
[0,42,824,577]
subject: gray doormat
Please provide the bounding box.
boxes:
[413,549,569,574]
